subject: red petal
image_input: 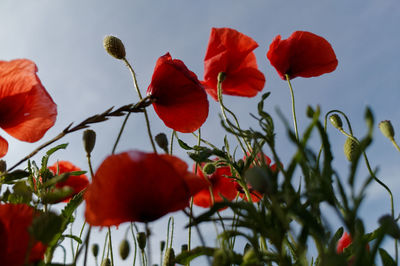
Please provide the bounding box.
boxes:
[267,31,338,80]
[85,151,206,226]
[0,59,57,143]
[0,135,8,158]
[203,28,265,101]
[147,53,209,133]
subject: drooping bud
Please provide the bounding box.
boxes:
[329,114,343,130]
[217,72,226,83]
[163,248,175,266]
[244,166,270,194]
[119,239,130,260]
[202,163,216,175]
[0,160,6,173]
[101,258,111,266]
[91,243,99,258]
[83,129,96,154]
[343,137,360,162]
[103,35,126,59]
[160,241,166,252]
[137,232,147,250]
[379,120,395,140]
[155,133,169,153]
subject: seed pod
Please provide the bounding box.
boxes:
[91,243,99,258]
[163,248,175,266]
[160,241,166,252]
[103,35,126,59]
[329,114,343,129]
[101,258,111,266]
[202,163,216,175]
[83,129,96,154]
[137,232,147,250]
[343,137,360,162]
[379,120,395,140]
[155,133,169,153]
[119,239,130,260]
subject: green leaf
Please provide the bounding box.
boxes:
[61,234,82,244]
[41,143,69,172]
[1,170,30,184]
[41,187,74,204]
[177,138,192,150]
[42,173,70,188]
[29,212,63,244]
[379,248,396,266]
[12,181,32,203]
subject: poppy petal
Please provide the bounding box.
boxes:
[0,59,57,143]
[203,28,265,101]
[267,31,338,80]
[0,135,8,158]
[148,53,209,133]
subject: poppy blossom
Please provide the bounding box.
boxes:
[337,232,352,253]
[192,159,237,209]
[84,150,207,226]
[202,27,266,101]
[48,161,89,203]
[0,203,46,266]
[237,153,279,203]
[147,53,209,133]
[267,31,338,80]
[0,59,57,157]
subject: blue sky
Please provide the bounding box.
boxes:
[0,0,399,265]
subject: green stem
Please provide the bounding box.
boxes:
[130,223,138,266]
[285,74,299,141]
[123,58,157,153]
[108,227,115,266]
[390,138,400,153]
[112,112,131,154]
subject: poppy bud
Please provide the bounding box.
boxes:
[217,72,226,83]
[344,137,360,162]
[119,239,130,260]
[0,160,6,173]
[181,244,188,252]
[379,120,395,140]
[155,133,169,153]
[101,258,111,266]
[212,249,230,266]
[244,166,270,194]
[137,232,147,250]
[83,129,96,154]
[163,248,175,266]
[160,241,166,252]
[91,243,99,257]
[103,35,126,59]
[329,114,343,130]
[306,105,315,118]
[202,163,216,175]
[242,248,262,266]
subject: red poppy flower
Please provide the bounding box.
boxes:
[192,159,237,209]
[48,161,89,203]
[267,31,338,80]
[147,53,209,133]
[84,151,207,226]
[0,203,47,266]
[237,153,279,203]
[202,27,266,101]
[337,232,352,253]
[0,59,57,157]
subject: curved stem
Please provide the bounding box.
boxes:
[107,227,115,266]
[390,139,400,153]
[123,58,157,153]
[129,223,138,266]
[285,74,299,141]
[112,112,131,154]
[217,74,250,153]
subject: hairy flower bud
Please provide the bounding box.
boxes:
[155,133,169,153]
[83,129,96,154]
[202,163,216,175]
[329,114,343,129]
[160,241,166,252]
[137,232,147,250]
[181,244,188,252]
[101,258,111,266]
[0,160,6,173]
[212,249,230,266]
[103,35,126,59]
[343,137,360,162]
[163,248,175,266]
[91,243,99,257]
[242,248,262,266]
[119,239,130,260]
[379,120,395,140]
